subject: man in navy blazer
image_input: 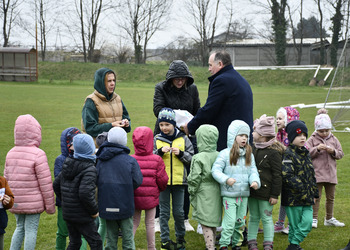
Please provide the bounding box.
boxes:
[184,50,253,151]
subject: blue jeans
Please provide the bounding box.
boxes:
[159,185,185,243]
[10,213,40,250]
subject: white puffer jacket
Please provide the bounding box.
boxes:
[4,114,55,214]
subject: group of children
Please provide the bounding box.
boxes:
[0,104,346,250]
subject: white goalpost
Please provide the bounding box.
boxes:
[291,5,350,132]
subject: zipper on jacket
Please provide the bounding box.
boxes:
[170,142,173,185]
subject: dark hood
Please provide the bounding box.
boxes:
[96,141,131,161]
[165,60,194,86]
[60,127,81,157]
[94,67,115,100]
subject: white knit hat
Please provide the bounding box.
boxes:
[108,127,127,146]
[314,109,332,130]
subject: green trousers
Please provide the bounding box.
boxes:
[285,205,313,245]
[105,217,135,250]
[247,197,274,242]
[219,196,248,248]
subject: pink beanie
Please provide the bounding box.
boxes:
[314,108,332,130]
[254,114,276,137]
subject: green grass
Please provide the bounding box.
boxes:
[1,62,350,249]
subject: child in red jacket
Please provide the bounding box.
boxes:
[132,126,168,250]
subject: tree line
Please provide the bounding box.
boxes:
[1,0,349,66]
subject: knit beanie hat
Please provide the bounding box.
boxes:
[158,107,176,127]
[276,106,300,125]
[254,114,275,137]
[108,127,127,146]
[96,131,108,147]
[73,134,96,160]
[66,128,81,156]
[286,120,308,144]
[314,108,332,130]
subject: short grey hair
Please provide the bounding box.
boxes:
[212,50,231,66]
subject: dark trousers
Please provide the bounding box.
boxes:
[66,220,102,250]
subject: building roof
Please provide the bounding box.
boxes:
[0,47,36,53]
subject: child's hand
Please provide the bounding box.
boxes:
[2,194,11,205]
[326,146,335,155]
[171,147,180,155]
[250,182,258,190]
[92,212,99,218]
[162,146,171,153]
[269,197,278,205]
[317,144,327,151]
[226,178,236,186]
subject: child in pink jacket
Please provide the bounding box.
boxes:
[132,126,168,250]
[306,109,344,228]
[4,114,55,250]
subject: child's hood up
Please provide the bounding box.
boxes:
[14,114,41,147]
[60,127,81,157]
[132,126,154,156]
[227,120,250,148]
[195,124,218,153]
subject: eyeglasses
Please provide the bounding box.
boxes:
[173,78,187,83]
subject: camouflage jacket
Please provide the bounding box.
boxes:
[281,144,319,207]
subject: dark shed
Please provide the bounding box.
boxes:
[0,47,38,81]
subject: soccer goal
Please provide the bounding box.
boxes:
[291,30,350,132]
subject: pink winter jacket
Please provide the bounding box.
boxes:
[132,127,168,210]
[4,114,56,214]
[306,131,344,184]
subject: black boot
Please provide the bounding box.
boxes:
[341,240,350,250]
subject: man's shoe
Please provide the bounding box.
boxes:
[312,219,318,228]
[324,217,345,227]
[161,240,177,250]
[176,238,186,250]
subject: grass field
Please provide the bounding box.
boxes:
[1,62,350,249]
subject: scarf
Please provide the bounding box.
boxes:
[255,138,276,149]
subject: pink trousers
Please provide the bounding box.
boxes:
[133,207,156,250]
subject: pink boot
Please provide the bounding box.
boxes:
[248,239,258,250]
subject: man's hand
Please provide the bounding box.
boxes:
[182,123,189,136]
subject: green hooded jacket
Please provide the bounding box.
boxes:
[187,124,222,227]
[82,68,131,137]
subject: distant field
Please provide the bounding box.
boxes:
[1,62,350,249]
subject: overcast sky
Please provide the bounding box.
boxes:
[7,0,334,50]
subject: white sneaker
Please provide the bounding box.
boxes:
[324,217,345,227]
[197,223,203,234]
[312,219,318,228]
[184,219,194,231]
[154,217,160,232]
[216,226,222,232]
[282,225,289,234]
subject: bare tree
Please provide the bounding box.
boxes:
[18,0,59,61]
[288,0,303,65]
[118,0,172,64]
[315,0,326,64]
[185,0,221,66]
[329,0,345,67]
[1,0,22,47]
[65,0,112,62]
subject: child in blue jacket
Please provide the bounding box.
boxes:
[212,120,260,250]
[96,127,143,250]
